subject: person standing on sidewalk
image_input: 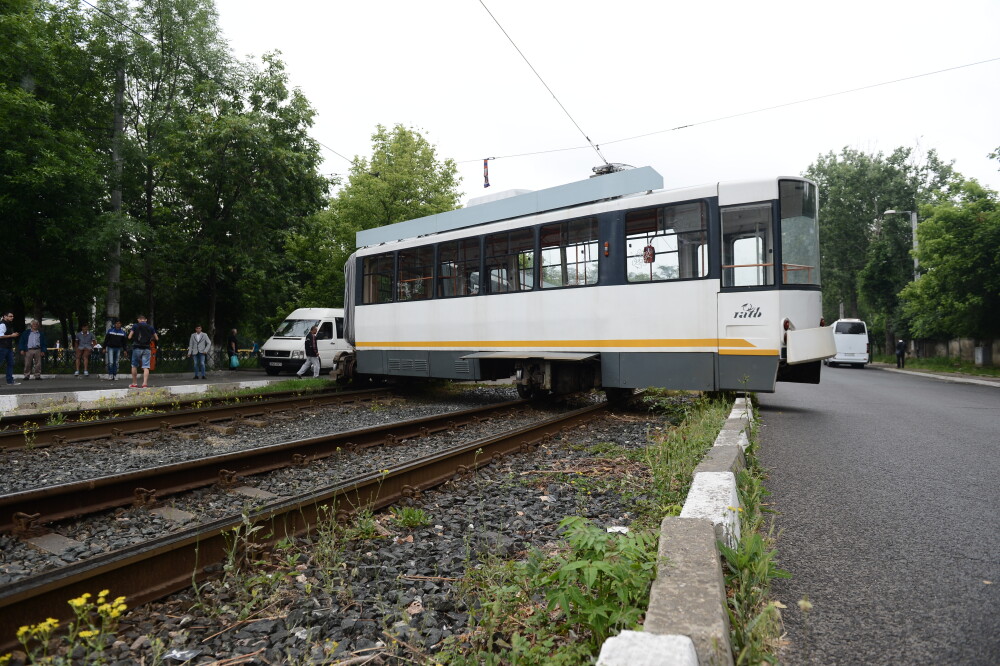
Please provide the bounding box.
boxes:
[18,319,46,380]
[295,325,321,379]
[128,315,158,388]
[0,311,20,386]
[103,320,127,380]
[73,323,96,376]
[187,325,211,379]
[227,328,239,370]
[895,339,906,369]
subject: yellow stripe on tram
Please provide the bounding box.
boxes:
[356,338,766,350]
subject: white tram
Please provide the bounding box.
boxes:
[343,167,835,397]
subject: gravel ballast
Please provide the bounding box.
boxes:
[2,388,692,664]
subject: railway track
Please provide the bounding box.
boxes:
[1,398,524,533]
[0,386,390,450]
[0,399,609,653]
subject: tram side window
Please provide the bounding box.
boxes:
[485,229,534,293]
[540,217,599,288]
[397,245,434,302]
[437,238,481,298]
[722,204,774,287]
[362,253,394,304]
[626,202,707,282]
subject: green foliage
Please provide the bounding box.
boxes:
[871,354,1000,376]
[284,123,462,311]
[802,146,960,347]
[441,518,658,664]
[13,589,128,665]
[721,400,787,664]
[390,505,432,528]
[639,396,727,515]
[0,0,107,317]
[900,180,1000,339]
[533,516,658,646]
[720,533,789,665]
[343,507,381,541]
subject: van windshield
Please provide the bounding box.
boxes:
[272,319,318,337]
[835,322,866,335]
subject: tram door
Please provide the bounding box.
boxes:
[717,203,779,391]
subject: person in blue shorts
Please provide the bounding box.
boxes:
[127,315,158,388]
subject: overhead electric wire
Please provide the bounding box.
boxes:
[459,54,1000,164]
[478,0,609,166]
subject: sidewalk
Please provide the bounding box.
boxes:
[868,362,1000,388]
[0,369,289,415]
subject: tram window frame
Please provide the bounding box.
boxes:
[484,228,535,294]
[362,252,394,304]
[625,202,708,283]
[396,245,434,302]
[437,238,482,298]
[721,203,774,287]
[539,217,599,289]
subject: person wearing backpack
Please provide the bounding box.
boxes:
[128,315,158,388]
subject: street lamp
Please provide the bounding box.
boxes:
[883,209,919,280]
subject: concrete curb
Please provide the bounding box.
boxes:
[598,397,752,666]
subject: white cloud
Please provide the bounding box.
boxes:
[215,0,1000,201]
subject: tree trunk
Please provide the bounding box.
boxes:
[207,268,218,369]
[104,67,124,332]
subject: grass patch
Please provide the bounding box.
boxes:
[872,354,1000,377]
[722,398,788,664]
[439,393,730,664]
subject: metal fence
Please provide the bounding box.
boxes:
[12,348,261,375]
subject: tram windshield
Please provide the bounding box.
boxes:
[779,180,821,285]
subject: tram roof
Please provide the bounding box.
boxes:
[355,166,664,248]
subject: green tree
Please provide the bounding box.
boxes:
[899,180,1000,340]
[160,53,328,343]
[803,146,958,351]
[285,124,462,308]
[90,0,231,324]
[0,0,107,332]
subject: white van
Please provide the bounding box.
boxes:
[827,318,870,368]
[260,308,353,377]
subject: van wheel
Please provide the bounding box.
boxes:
[265,367,280,376]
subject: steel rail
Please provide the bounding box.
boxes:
[0,399,526,533]
[0,387,390,450]
[0,400,608,652]
[0,384,349,431]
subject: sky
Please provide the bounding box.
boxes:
[213,0,1000,204]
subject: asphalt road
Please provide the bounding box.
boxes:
[757,366,999,664]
